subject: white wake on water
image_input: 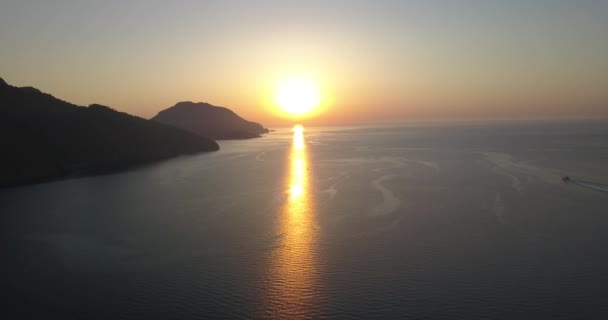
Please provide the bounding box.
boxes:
[569,180,608,193]
[370,174,401,217]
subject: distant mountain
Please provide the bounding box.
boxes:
[0,78,219,188]
[152,102,269,140]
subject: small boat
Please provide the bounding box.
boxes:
[562,176,571,183]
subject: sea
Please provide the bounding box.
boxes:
[2,120,608,319]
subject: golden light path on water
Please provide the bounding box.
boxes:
[262,125,318,319]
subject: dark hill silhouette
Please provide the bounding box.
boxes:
[152,102,269,140]
[0,78,219,187]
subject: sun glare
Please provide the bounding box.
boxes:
[275,78,321,116]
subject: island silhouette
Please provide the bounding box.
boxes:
[0,78,268,187]
[152,101,269,139]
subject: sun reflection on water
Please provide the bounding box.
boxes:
[289,126,306,200]
[262,124,318,318]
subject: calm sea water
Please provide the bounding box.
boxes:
[2,121,608,319]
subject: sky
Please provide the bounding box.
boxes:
[1,0,607,126]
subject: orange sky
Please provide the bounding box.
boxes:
[1,1,607,126]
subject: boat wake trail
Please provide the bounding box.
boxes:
[564,177,608,193]
[370,174,400,217]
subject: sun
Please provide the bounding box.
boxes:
[275,77,321,116]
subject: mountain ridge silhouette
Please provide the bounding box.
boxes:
[0,78,219,187]
[152,101,269,140]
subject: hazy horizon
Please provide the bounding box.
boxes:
[1,0,607,126]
